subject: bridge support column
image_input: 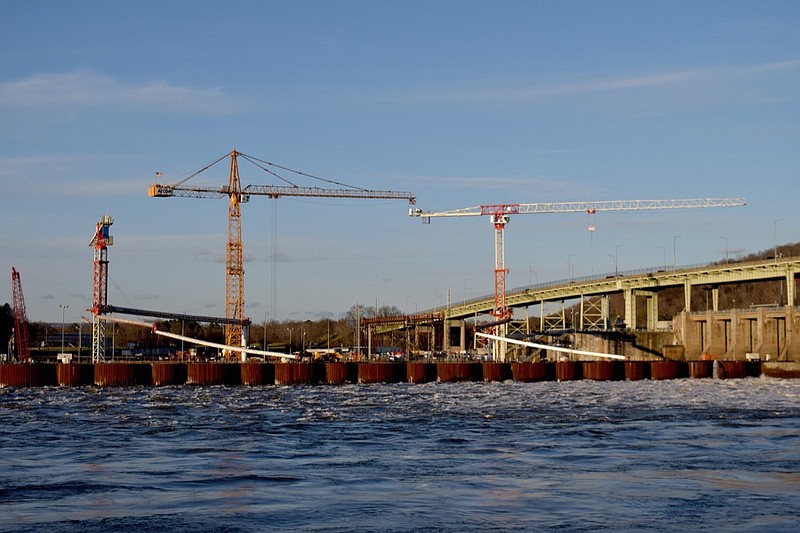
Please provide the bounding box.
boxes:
[446,319,466,354]
[624,289,636,330]
[646,291,659,331]
[712,286,719,311]
[786,270,796,306]
[684,281,692,313]
[540,301,545,331]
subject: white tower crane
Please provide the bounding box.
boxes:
[410,197,747,360]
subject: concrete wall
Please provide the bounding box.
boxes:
[673,306,799,362]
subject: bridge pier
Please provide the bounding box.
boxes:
[684,280,692,313]
[646,291,659,330]
[446,320,467,355]
[623,289,659,331]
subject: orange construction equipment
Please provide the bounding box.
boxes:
[149,150,416,360]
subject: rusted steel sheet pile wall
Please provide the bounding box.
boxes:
[555,361,581,381]
[274,362,322,385]
[358,363,404,384]
[325,362,359,384]
[436,362,482,382]
[94,363,151,386]
[0,363,56,387]
[406,362,437,383]
[241,363,275,386]
[187,363,240,386]
[0,359,781,388]
[624,362,649,381]
[582,362,623,381]
[152,363,188,386]
[57,363,94,386]
[689,361,713,379]
[511,362,551,382]
[716,360,746,379]
[482,362,512,382]
[650,361,685,380]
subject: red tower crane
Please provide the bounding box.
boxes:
[410,197,746,360]
[89,214,113,363]
[11,267,30,362]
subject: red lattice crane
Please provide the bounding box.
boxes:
[149,150,416,360]
[89,214,113,363]
[11,267,30,362]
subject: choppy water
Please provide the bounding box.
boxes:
[1,378,799,532]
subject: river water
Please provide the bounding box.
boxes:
[1,378,799,532]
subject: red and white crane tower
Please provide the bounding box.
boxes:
[410,197,746,360]
[89,214,114,363]
[11,267,31,362]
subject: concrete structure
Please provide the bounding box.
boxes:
[675,306,798,362]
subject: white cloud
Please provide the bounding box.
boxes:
[410,174,597,198]
[0,69,243,114]
[379,59,800,107]
[0,155,146,196]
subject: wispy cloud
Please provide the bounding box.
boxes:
[411,174,598,198]
[0,155,146,196]
[381,59,800,107]
[0,69,243,114]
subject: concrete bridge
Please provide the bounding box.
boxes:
[448,257,798,328]
[364,257,800,361]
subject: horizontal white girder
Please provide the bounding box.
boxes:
[475,331,625,360]
[97,314,296,360]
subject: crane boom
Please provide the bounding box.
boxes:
[11,267,31,362]
[411,196,746,361]
[149,184,415,202]
[410,197,746,219]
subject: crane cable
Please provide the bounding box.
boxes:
[239,152,370,191]
[161,150,377,193]
[169,152,232,188]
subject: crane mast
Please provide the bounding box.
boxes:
[150,150,416,360]
[411,197,746,361]
[89,214,113,363]
[11,267,31,362]
[226,151,245,354]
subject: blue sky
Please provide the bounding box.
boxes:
[1,1,798,324]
